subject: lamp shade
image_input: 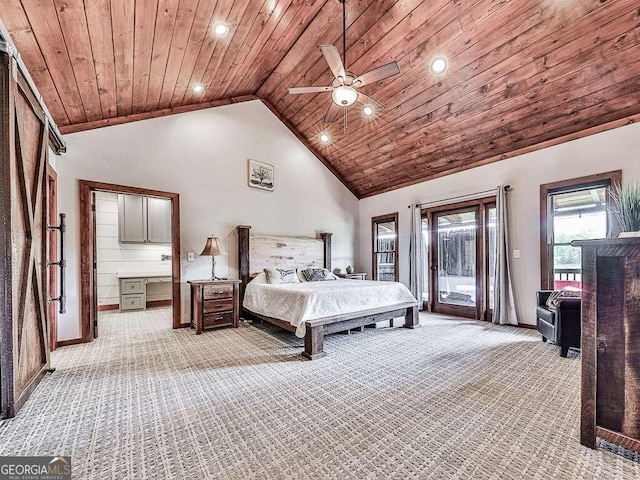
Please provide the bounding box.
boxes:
[200,236,222,256]
[331,85,358,107]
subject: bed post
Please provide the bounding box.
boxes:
[404,305,419,329]
[237,225,251,303]
[303,325,327,360]
[320,232,332,271]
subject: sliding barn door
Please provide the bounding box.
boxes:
[0,52,51,419]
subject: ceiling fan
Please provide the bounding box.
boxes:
[287,0,400,132]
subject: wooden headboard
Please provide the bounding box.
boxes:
[237,225,332,300]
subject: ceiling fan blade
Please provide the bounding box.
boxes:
[354,61,400,87]
[357,93,386,113]
[320,45,346,82]
[288,86,334,95]
[325,102,342,123]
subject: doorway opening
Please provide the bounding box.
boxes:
[79,181,182,343]
[422,197,496,321]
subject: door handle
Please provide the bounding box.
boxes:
[48,213,66,314]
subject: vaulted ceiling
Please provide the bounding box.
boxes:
[2,0,639,197]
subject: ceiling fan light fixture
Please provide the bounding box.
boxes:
[213,22,230,38]
[319,132,331,144]
[362,105,375,117]
[331,85,358,107]
[430,57,448,75]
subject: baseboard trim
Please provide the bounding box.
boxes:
[98,300,172,312]
[517,323,537,330]
[147,300,172,309]
[97,304,119,312]
[57,338,84,347]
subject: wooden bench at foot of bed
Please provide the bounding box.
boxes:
[245,302,419,360]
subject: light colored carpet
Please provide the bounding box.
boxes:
[0,308,638,479]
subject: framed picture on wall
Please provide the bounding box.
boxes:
[248,159,275,192]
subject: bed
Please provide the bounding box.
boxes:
[237,225,419,359]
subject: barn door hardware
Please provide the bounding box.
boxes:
[48,213,66,314]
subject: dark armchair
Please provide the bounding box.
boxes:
[536,291,581,357]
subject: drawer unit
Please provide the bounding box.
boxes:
[121,278,145,294]
[202,312,235,329]
[121,294,145,311]
[146,276,171,284]
[203,284,233,299]
[203,299,234,314]
[120,277,147,311]
[118,274,172,311]
[188,280,241,334]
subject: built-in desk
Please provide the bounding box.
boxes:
[117,272,171,311]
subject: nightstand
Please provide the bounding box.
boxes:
[336,273,367,280]
[188,280,241,334]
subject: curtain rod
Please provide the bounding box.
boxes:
[412,185,511,209]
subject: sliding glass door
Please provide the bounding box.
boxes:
[425,199,496,320]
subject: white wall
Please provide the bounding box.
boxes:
[55,100,359,341]
[95,192,172,306]
[359,122,640,326]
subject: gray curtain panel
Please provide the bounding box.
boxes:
[493,186,519,325]
[409,205,425,309]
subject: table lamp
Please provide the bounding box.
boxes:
[200,236,222,280]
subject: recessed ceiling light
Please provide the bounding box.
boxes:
[430,57,448,75]
[213,22,230,38]
[319,132,330,144]
[362,105,375,117]
[193,84,205,94]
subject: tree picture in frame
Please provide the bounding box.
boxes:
[248,159,275,192]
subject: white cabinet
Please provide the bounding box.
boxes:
[147,197,172,244]
[118,194,147,243]
[118,194,172,244]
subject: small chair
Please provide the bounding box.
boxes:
[536,291,581,357]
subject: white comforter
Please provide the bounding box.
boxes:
[243,274,417,337]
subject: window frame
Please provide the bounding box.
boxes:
[539,170,622,290]
[372,212,399,282]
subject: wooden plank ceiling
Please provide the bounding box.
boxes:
[2,0,639,198]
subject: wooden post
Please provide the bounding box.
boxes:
[320,232,332,271]
[303,324,327,360]
[404,306,419,329]
[237,225,251,303]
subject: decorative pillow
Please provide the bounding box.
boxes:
[263,268,300,285]
[546,290,581,311]
[299,268,337,282]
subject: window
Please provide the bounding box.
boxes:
[540,171,621,291]
[372,213,398,281]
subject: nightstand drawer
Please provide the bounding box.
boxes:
[202,312,234,328]
[121,294,145,310]
[121,278,145,294]
[203,284,233,299]
[203,299,234,314]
